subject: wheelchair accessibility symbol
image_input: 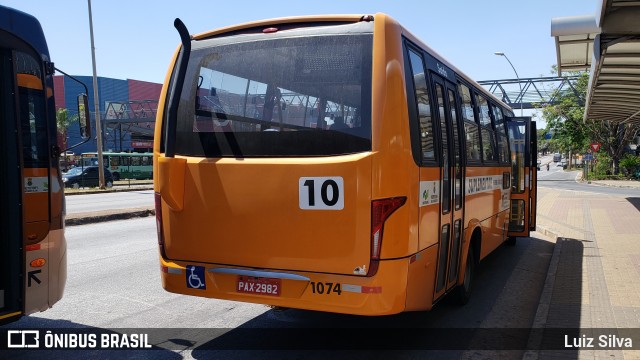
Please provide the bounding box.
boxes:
[186,265,206,290]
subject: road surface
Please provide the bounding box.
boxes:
[64,190,153,215]
[4,217,555,358]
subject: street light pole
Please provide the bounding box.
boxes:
[494,52,523,117]
[87,0,106,189]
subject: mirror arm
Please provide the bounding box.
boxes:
[55,67,92,153]
[54,67,89,98]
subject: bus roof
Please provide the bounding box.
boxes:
[193,14,366,40]
[0,5,50,61]
[397,19,513,111]
[190,12,511,112]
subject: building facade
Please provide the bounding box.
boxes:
[54,75,161,154]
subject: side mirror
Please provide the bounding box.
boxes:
[78,94,91,140]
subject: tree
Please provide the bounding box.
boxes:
[542,72,589,169]
[537,128,549,155]
[542,71,640,174]
[56,108,76,149]
[583,120,639,175]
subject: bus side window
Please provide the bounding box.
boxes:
[458,83,481,162]
[476,94,497,163]
[16,52,48,169]
[491,104,509,164]
[407,49,435,163]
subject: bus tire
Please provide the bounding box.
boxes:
[113,172,120,181]
[505,236,517,246]
[455,245,475,306]
[72,182,80,189]
[106,181,113,188]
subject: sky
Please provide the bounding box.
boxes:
[4,0,599,125]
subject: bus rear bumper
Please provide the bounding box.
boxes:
[159,257,412,316]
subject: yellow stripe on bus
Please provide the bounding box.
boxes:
[0,311,23,320]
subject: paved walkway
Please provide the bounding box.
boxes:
[526,181,640,359]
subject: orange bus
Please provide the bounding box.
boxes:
[0,5,91,324]
[154,13,537,315]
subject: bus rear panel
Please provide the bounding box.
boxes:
[155,14,533,315]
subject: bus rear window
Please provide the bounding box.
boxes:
[173,32,372,157]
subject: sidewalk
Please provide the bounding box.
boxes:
[525,182,640,358]
[588,179,640,189]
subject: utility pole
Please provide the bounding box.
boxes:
[87,0,105,188]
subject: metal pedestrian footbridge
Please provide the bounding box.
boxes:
[478,76,582,110]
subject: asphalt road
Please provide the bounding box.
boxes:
[4,217,555,359]
[538,165,639,197]
[64,190,154,215]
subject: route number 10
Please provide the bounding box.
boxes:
[299,177,344,210]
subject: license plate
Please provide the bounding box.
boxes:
[237,276,281,296]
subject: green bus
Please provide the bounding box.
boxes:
[80,152,153,180]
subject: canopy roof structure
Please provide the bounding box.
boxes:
[553,0,640,125]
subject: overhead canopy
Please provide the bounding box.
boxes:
[551,15,599,73]
[553,0,640,125]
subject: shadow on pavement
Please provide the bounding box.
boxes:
[536,237,584,359]
[626,197,640,213]
[190,236,558,357]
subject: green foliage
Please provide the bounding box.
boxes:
[592,153,640,179]
[542,72,590,155]
[56,108,77,135]
[542,70,640,175]
[593,152,612,176]
[619,154,640,178]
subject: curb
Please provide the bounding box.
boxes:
[523,225,563,360]
[584,181,640,189]
[65,207,155,226]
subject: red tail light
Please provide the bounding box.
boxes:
[155,192,167,258]
[369,197,406,276]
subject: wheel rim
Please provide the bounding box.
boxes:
[72,183,79,189]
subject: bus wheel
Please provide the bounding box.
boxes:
[455,246,475,305]
[72,183,80,189]
[106,180,113,188]
[505,236,517,246]
[113,172,120,181]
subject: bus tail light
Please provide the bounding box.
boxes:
[155,192,167,258]
[368,197,406,276]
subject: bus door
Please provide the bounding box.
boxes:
[507,117,537,237]
[431,75,465,300]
